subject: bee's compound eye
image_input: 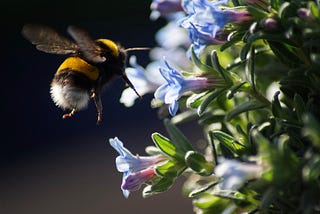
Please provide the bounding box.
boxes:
[50,82,90,110]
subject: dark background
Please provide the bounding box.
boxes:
[0,0,201,213]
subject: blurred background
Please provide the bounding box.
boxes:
[0,0,203,213]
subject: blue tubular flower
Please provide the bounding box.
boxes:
[151,21,191,70]
[155,22,190,50]
[187,23,227,57]
[154,60,214,116]
[120,56,165,107]
[214,159,263,191]
[150,0,184,20]
[109,137,165,197]
[179,0,252,56]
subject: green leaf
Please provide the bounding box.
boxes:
[142,177,174,197]
[246,46,256,91]
[270,0,280,10]
[231,0,240,7]
[210,50,231,83]
[227,82,250,99]
[220,31,244,52]
[278,2,299,24]
[190,45,214,74]
[271,91,285,118]
[171,110,198,124]
[225,100,267,121]
[198,88,227,116]
[155,160,178,178]
[303,114,320,149]
[240,41,252,61]
[189,181,219,197]
[268,41,302,67]
[163,119,193,152]
[198,114,225,126]
[152,133,184,162]
[309,1,320,18]
[185,151,214,176]
[186,92,209,108]
[293,93,306,122]
[210,130,246,155]
[303,154,320,182]
[247,5,268,19]
[193,193,230,211]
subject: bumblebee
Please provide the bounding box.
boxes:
[22,24,145,124]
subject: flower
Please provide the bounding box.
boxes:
[109,137,165,197]
[262,18,278,31]
[214,159,263,191]
[150,0,184,20]
[155,22,190,49]
[179,0,252,56]
[154,60,214,116]
[297,8,312,20]
[186,23,228,57]
[120,56,165,107]
[121,167,156,192]
[150,21,191,69]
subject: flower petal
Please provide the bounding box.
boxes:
[109,137,135,159]
[155,84,170,101]
[169,100,179,116]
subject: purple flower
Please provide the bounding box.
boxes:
[154,60,214,116]
[179,0,252,56]
[262,18,278,31]
[297,8,312,20]
[150,0,184,20]
[109,137,165,197]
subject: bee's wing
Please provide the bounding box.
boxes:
[67,25,106,63]
[22,24,79,55]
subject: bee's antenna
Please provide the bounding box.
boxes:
[122,75,142,99]
[124,47,150,52]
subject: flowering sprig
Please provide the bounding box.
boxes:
[109,0,320,213]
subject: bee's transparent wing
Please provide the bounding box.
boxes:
[67,25,106,63]
[22,24,79,55]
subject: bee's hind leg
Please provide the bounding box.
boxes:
[62,108,76,119]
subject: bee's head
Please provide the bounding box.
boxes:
[96,39,127,75]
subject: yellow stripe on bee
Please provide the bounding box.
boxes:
[57,57,100,80]
[96,39,119,57]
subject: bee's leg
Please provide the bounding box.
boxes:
[92,92,102,125]
[62,108,76,119]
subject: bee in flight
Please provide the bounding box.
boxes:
[22,24,147,124]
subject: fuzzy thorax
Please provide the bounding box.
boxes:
[50,82,89,110]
